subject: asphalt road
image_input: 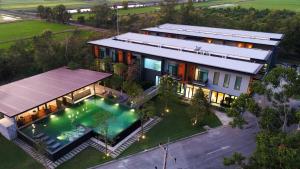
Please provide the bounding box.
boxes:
[91,116,258,169]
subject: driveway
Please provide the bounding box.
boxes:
[90,115,258,169]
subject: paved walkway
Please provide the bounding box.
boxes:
[213,110,233,126]
[91,115,258,169]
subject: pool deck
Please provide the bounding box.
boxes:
[13,116,162,169]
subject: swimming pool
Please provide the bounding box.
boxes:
[18,96,140,160]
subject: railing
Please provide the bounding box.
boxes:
[191,79,208,87]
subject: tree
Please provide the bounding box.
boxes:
[113,63,127,77]
[92,3,115,28]
[94,112,112,156]
[223,152,246,168]
[259,107,282,133]
[52,4,71,23]
[123,81,143,107]
[189,88,210,126]
[139,101,156,138]
[225,131,300,169]
[32,30,65,71]
[252,67,300,132]
[296,110,300,131]
[159,0,178,23]
[226,93,260,128]
[122,1,129,10]
[158,75,178,114]
[179,0,194,24]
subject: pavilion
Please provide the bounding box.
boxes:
[0,67,111,140]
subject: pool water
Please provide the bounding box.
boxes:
[20,96,139,146]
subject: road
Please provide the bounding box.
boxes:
[91,116,258,169]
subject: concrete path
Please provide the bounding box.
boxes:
[90,117,258,169]
[213,110,233,126]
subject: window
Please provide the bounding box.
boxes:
[195,68,208,83]
[223,74,231,88]
[213,72,220,85]
[100,47,106,58]
[234,76,242,90]
[144,58,161,71]
[168,64,178,76]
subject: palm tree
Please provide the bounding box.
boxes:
[189,88,210,126]
[139,101,156,138]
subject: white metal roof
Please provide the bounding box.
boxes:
[89,38,263,75]
[116,32,271,61]
[143,23,284,46]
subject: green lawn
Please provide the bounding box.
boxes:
[0,20,74,42]
[57,147,112,169]
[119,98,221,157]
[0,135,43,169]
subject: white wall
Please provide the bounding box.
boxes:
[200,65,251,96]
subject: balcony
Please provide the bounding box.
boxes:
[192,79,208,87]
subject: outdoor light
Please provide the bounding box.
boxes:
[115,103,119,106]
[165,108,170,113]
[142,135,146,139]
[106,153,110,157]
[50,115,56,119]
[130,109,135,112]
[101,98,104,101]
[65,108,70,111]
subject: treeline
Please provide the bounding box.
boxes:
[37,4,71,23]
[0,30,93,84]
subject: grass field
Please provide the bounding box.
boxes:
[0,20,74,42]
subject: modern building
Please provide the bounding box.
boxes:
[89,26,283,107]
[142,23,284,66]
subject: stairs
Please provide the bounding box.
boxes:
[90,116,162,158]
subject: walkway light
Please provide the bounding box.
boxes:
[142,135,146,139]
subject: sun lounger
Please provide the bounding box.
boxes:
[33,133,45,139]
[41,136,50,142]
[46,139,56,145]
[48,143,61,150]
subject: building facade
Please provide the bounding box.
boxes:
[89,24,283,107]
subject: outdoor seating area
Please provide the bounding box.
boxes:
[96,85,129,104]
[16,104,59,127]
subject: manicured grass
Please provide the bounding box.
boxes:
[57,147,112,169]
[0,135,43,169]
[0,20,74,42]
[119,98,222,157]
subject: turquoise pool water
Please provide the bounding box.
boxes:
[20,96,139,146]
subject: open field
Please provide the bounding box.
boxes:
[0,0,153,10]
[0,0,94,10]
[0,20,74,42]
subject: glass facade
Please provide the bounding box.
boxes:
[234,76,242,90]
[144,58,162,71]
[213,72,220,85]
[210,90,237,107]
[223,74,231,88]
